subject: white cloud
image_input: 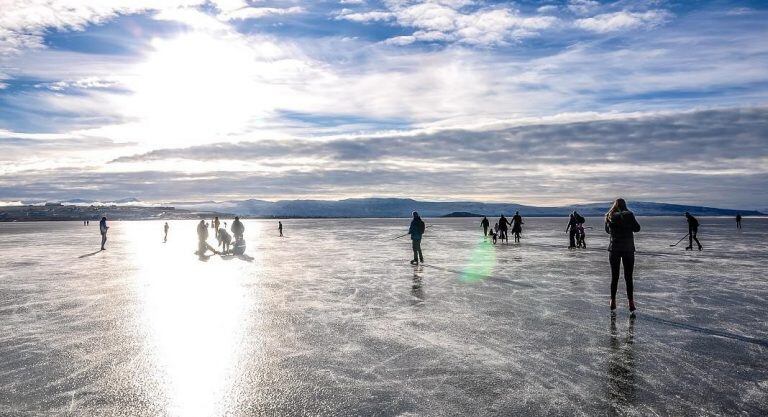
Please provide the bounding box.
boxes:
[575,10,671,33]
[335,10,395,22]
[567,0,599,16]
[0,0,205,54]
[360,2,558,46]
[221,6,305,20]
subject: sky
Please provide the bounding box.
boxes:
[0,0,767,209]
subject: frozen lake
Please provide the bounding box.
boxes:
[0,217,766,416]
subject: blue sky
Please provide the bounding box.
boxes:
[0,0,767,208]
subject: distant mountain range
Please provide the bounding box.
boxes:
[168,198,763,218]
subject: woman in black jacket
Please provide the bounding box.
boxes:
[605,198,641,314]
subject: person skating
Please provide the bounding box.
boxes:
[480,216,490,237]
[511,211,523,243]
[736,213,742,229]
[99,216,109,250]
[408,211,426,265]
[684,212,703,251]
[605,198,641,315]
[565,211,580,248]
[213,216,220,232]
[278,221,283,237]
[163,222,169,243]
[498,214,511,243]
[577,222,586,248]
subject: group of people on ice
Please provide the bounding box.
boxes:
[480,211,524,244]
[196,216,246,256]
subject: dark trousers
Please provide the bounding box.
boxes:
[568,228,577,247]
[483,225,488,236]
[412,239,423,262]
[610,251,634,301]
[688,227,702,249]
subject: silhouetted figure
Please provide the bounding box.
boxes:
[576,221,586,248]
[196,220,218,256]
[566,211,583,248]
[83,220,86,226]
[498,215,511,243]
[736,213,742,229]
[86,220,89,226]
[99,217,109,250]
[511,211,523,243]
[278,221,283,237]
[684,212,702,251]
[218,228,232,254]
[489,228,498,244]
[408,211,426,265]
[231,216,245,240]
[480,216,490,237]
[163,222,169,243]
[605,198,641,314]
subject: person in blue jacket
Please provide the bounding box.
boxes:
[408,211,426,265]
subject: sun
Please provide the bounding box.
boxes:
[124,33,265,146]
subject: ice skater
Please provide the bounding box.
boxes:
[99,216,109,250]
[480,216,490,237]
[213,216,220,232]
[498,214,511,243]
[278,221,283,237]
[736,213,742,229]
[196,220,218,256]
[408,211,426,265]
[576,222,586,248]
[684,212,703,251]
[565,210,584,248]
[511,211,523,243]
[163,222,169,243]
[605,198,641,314]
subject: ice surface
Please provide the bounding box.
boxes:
[0,217,766,416]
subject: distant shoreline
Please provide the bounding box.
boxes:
[0,200,762,222]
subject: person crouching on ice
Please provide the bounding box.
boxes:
[218,228,232,254]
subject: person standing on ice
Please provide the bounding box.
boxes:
[163,222,169,243]
[566,211,583,248]
[408,211,426,265]
[480,216,490,237]
[231,216,245,240]
[736,213,742,229]
[498,214,511,243]
[511,211,523,243]
[605,198,641,314]
[278,221,283,237]
[684,212,703,251]
[99,216,109,251]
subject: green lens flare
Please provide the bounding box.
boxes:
[461,238,496,283]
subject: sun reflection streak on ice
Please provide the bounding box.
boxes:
[124,221,257,417]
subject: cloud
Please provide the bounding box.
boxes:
[93,107,768,207]
[0,0,207,54]
[337,1,557,46]
[221,6,305,21]
[575,10,672,33]
[335,10,395,23]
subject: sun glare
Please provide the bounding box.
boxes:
[125,34,265,146]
